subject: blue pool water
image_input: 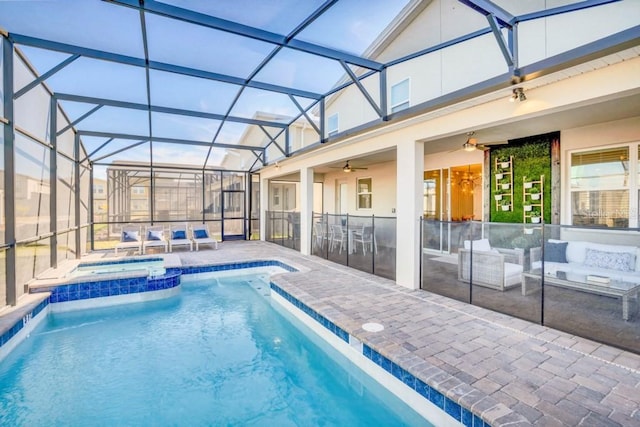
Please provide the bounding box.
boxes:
[0,270,430,426]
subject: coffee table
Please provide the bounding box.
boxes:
[521,269,640,321]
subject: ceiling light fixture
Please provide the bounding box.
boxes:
[343,163,352,173]
[462,132,478,151]
[510,87,526,102]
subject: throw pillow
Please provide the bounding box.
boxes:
[171,230,186,240]
[544,241,568,263]
[194,229,208,239]
[584,249,636,272]
[147,230,163,241]
[122,230,138,242]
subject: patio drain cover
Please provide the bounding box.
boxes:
[362,322,384,332]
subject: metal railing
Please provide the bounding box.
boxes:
[421,219,640,354]
[311,212,396,281]
[265,211,301,251]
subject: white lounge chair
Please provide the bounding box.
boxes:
[191,225,219,250]
[142,225,168,254]
[169,224,192,252]
[115,225,142,254]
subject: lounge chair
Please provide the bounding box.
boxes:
[191,225,219,250]
[115,225,142,254]
[169,224,192,252]
[142,225,168,254]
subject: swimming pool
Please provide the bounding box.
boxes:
[67,258,166,278]
[0,268,430,426]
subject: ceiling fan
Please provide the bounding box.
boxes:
[331,160,368,173]
[460,132,508,152]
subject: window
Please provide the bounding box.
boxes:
[357,177,372,210]
[570,146,631,227]
[93,184,104,194]
[327,113,338,136]
[132,186,145,195]
[390,78,410,113]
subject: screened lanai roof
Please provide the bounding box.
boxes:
[0,0,628,171]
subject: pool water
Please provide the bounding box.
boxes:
[0,270,430,426]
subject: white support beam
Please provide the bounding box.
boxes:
[395,140,424,290]
[300,167,314,255]
[259,176,269,241]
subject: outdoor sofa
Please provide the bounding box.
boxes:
[531,240,640,284]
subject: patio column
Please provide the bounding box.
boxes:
[259,176,269,241]
[300,166,314,255]
[396,140,424,290]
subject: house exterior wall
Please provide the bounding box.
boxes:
[516,0,640,67]
[320,160,396,217]
[560,116,640,234]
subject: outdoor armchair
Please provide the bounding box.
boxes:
[458,239,524,291]
[115,224,142,254]
[191,225,219,250]
[142,225,168,254]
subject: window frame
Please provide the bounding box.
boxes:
[568,143,639,228]
[356,177,373,210]
[390,78,410,113]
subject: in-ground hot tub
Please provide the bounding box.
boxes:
[67,257,166,279]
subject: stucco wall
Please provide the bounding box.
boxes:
[560,116,640,228]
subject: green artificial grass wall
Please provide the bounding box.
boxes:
[490,133,555,224]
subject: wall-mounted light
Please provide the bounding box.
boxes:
[510,87,526,102]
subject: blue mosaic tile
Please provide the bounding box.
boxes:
[391,362,404,380]
[401,369,415,388]
[415,379,430,399]
[462,408,473,427]
[445,399,462,421]
[381,355,392,373]
[430,389,445,409]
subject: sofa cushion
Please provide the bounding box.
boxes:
[565,241,589,264]
[171,230,186,240]
[146,229,163,241]
[463,238,491,252]
[193,229,209,239]
[584,249,636,272]
[122,230,139,242]
[544,241,568,263]
[565,241,637,265]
